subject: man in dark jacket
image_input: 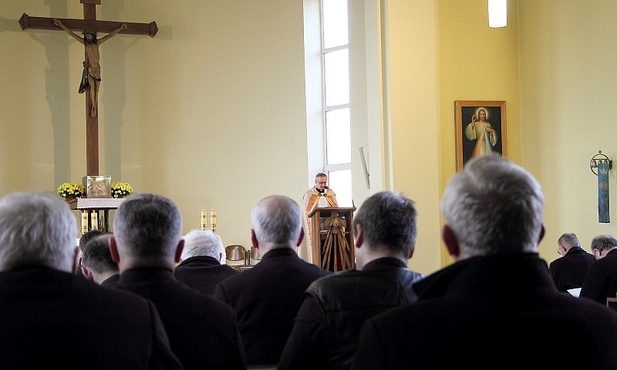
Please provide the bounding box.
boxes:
[81,233,119,287]
[0,192,181,369]
[213,195,331,367]
[111,193,246,370]
[549,232,594,293]
[174,229,239,295]
[278,191,424,370]
[580,234,617,304]
[352,154,617,369]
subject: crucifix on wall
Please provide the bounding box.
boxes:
[19,0,158,176]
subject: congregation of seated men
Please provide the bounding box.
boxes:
[3,155,617,369]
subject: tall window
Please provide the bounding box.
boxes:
[321,0,352,205]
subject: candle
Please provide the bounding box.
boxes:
[90,212,98,230]
[210,209,217,233]
[200,208,208,230]
[81,211,89,234]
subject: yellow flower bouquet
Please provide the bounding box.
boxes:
[111,182,134,198]
[57,182,85,199]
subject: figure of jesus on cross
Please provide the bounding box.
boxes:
[53,19,128,118]
[19,0,157,175]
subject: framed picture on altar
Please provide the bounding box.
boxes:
[455,100,507,170]
[83,176,111,198]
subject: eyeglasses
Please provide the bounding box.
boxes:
[557,244,566,256]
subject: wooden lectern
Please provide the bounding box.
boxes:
[307,206,356,272]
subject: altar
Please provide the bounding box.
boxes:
[69,197,125,233]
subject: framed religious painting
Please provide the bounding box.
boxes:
[455,100,507,170]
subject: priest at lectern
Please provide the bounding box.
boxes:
[299,173,338,264]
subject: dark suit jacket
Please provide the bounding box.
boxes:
[581,248,617,304]
[352,253,617,369]
[116,267,246,370]
[100,273,119,287]
[174,255,240,295]
[549,246,595,292]
[0,266,181,369]
[278,257,424,370]
[213,247,332,366]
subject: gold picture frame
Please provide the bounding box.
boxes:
[83,175,111,198]
[455,100,507,170]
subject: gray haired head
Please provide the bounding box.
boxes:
[440,154,544,256]
[181,229,224,261]
[251,195,302,247]
[113,193,182,260]
[0,192,77,272]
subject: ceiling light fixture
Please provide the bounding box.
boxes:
[488,0,507,28]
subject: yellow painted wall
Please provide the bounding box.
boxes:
[1,0,311,248]
[437,0,521,267]
[381,0,522,274]
[519,0,617,258]
[3,0,617,276]
[384,0,443,274]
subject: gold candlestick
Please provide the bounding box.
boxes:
[90,212,98,230]
[210,209,217,233]
[81,211,89,234]
[201,208,208,230]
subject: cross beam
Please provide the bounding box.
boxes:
[19,14,158,37]
[19,1,157,176]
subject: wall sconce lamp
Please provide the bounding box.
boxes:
[590,150,612,175]
[488,0,508,28]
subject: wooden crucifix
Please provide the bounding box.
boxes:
[19,0,158,176]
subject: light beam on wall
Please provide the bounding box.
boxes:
[488,0,507,28]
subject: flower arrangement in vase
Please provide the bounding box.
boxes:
[57,182,85,201]
[111,182,134,198]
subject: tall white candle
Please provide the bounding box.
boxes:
[210,209,217,233]
[201,208,208,230]
[90,212,98,230]
[81,211,89,235]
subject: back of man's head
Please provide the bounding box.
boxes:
[252,195,302,248]
[79,229,104,251]
[440,154,544,257]
[0,192,76,272]
[353,191,417,259]
[557,233,580,250]
[591,234,617,253]
[113,193,182,262]
[82,233,118,275]
[181,229,224,261]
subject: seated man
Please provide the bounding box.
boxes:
[111,193,246,369]
[174,228,239,295]
[548,232,594,293]
[352,154,617,369]
[80,233,119,287]
[580,234,617,304]
[0,192,181,369]
[75,229,104,279]
[278,191,424,370]
[213,195,332,366]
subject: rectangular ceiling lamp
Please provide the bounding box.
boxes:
[488,0,507,28]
